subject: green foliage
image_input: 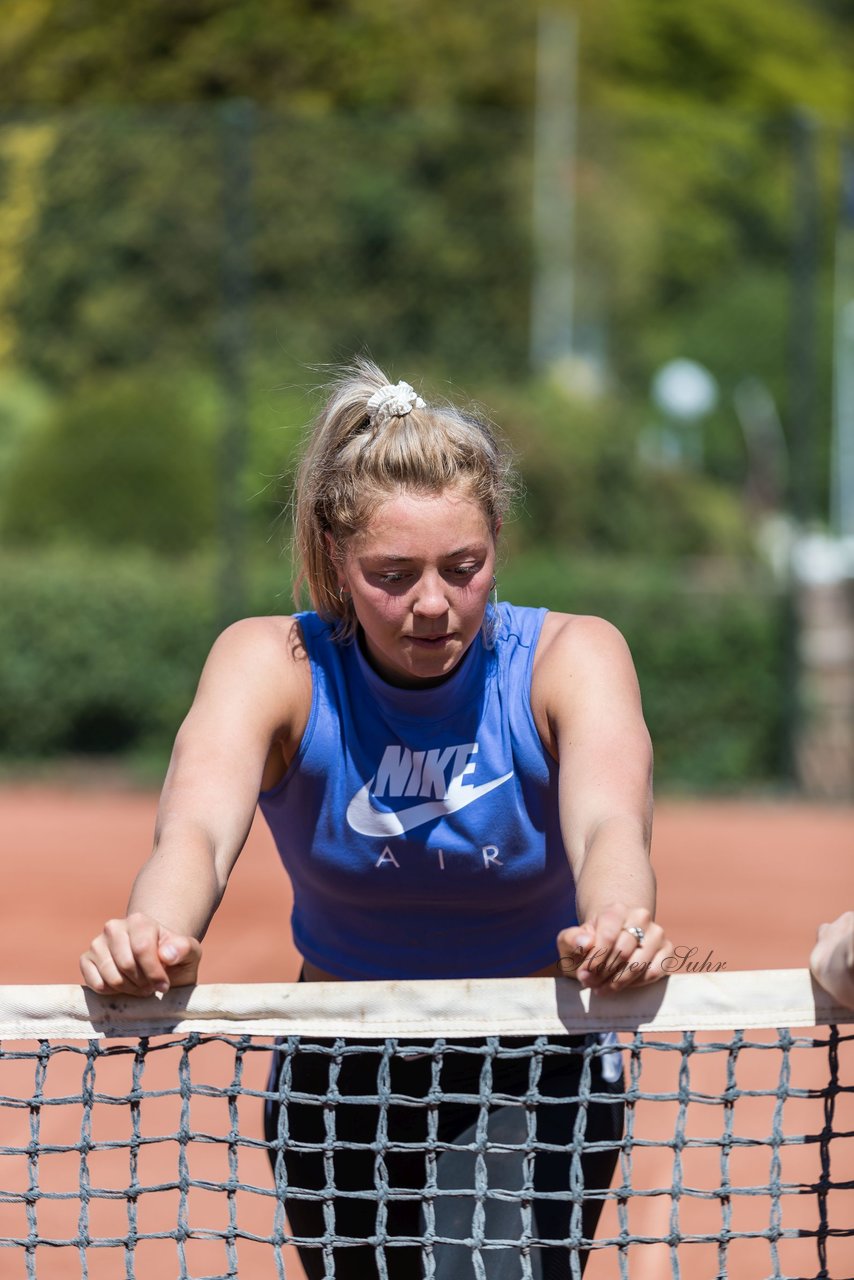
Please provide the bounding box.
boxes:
[7,108,531,388]
[8,113,222,386]
[1,369,218,553]
[254,111,532,378]
[1,0,850,119]
[0,0,848,519]
[0,1,539,111]
[481,380,753,557]
[499,552,787,788]
[0,548,786,790]
[0,2,848,588]
[0,359,753,562]
[629,259,837,506]
[0,551,215,756]
[0,368,53,478]
[577,0,852,118]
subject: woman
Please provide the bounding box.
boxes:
[81,359,670,1277]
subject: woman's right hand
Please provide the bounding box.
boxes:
[80,913,201,997]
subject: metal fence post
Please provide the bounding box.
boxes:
[788,109,820,525]
[217,99,254,632]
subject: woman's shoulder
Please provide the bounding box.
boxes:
[538,610,629,648]
[497,604,629,666]
[199,614,315,700]
[533,611,636,685]
[210,613,307,659]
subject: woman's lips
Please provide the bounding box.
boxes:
[408,634,452,648]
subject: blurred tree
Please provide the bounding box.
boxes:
[7,105,532,387]
[0,367,53,479]
[0,370,218,553]
[575,0,852,116]
[479,376,753,557]
[0,0,851,526]
[0,0,536,111]
[0,0,850,118]
[8,111,222,385]
[0,124,56,362]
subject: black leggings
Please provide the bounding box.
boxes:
[264,1032,624,1279]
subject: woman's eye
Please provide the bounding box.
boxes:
[374,564,481,585]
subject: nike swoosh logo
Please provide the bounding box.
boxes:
[346,772,514,838]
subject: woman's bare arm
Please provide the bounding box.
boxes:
[533,613,670,992]
[79,616,310,996]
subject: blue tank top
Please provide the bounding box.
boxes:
[257,603,578,979]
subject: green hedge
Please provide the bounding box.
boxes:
[0,371,219,554]
[499,554,788,789]
[0,552,215,756]
[0,550,787,789]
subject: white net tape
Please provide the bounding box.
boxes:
[1,969,851,1040]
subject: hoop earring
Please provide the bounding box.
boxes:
[339,586,351,605]
[482,576,500,649]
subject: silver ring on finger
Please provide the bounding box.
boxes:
[622,925,645,947]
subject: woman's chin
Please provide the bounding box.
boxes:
[373,635,468,687]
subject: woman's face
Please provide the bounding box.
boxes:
[337,488,498,688]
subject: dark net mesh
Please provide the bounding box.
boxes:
[1,1019,852,1280]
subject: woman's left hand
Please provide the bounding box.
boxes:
[556,903,671,993]
[810,912,854,1010]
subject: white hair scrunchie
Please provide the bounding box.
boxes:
[366,380,426,424]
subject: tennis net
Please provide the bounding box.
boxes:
[1,969,852,1280]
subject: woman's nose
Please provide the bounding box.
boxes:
[412,572,449,617]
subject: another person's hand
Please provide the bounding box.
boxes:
[80,913,201,997]
[809,911,854,1010]
[557,903,670,993]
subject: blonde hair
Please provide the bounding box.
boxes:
[293,357,516,635]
